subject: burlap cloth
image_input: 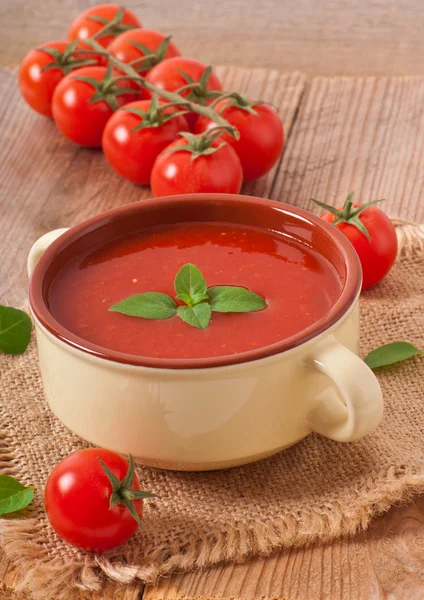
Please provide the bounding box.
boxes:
[0,224,423,600]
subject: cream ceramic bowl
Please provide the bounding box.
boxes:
[28,194,383,471]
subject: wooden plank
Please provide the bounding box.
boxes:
[1,0,424,77]
[271,76,424,222]
[144,498,424,600]
[0,66,305,308]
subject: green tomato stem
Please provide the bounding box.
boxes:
[84,38,239,137]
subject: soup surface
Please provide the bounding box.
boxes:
[48,222,343,360]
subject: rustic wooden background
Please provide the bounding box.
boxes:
[1,1,424,599]
[2,0,424,76]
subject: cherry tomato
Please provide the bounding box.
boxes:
[52,66,140,147]
[68,4,142,49]
[146,57,222,129]
[108,29,180,76]
[45,449,150,552]
[151,137,243,196]
[103,99,188,184]
[18,41,103,117]
[195,99,284,181]
[317,194,398,289]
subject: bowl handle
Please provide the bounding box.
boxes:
[27,229,69,277]
[306,337,383,442]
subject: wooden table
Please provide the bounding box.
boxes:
[1,1,424,599]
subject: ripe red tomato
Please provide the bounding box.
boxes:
[151,136,243,196]
[146,57,222,129]
[102,99,188,184]
[45,449,154,552]
[108,29,180,76]
[68,4,142,49]
[18,41,103,117]
[52,66,140,147]
[195,99,284,181]
[316,194,398,289]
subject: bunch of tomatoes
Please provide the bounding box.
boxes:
[18,3,284,196]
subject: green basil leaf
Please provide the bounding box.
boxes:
[177,303,211,330]
[174,264,207,303]
[175,293,191,305]
[0,475,34,515]
[176,292,209,306]
[109,292,177,319]
[207,286,267,313]
[191,292,210,305]
[0,306,32,355]
[364,342,423,369]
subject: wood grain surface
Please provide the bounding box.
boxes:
[272,76,424,222]
[1,1,424,598]
[145,498,424,600]
[1,0,424,76]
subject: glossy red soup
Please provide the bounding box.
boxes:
[48,222,343,360]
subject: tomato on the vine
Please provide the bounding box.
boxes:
[68,4,142,49]
[52,65,141,147]
[45,449,156,552]
[313,193,398,290]
[151,131,243,196]
[146,57,222,129]
[108,29,180,76]
[195,98,284,181]
[102,98,188,184]
[18,41,103,117]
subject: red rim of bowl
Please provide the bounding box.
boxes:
[29,194,362,370]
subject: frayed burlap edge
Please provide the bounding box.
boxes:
[2,471,424,599]
[1,222,423,600]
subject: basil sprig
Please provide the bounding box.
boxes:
[0,475,34,516]
[109,263,267,330]
[364,341,423,369]
[0,306,32,355]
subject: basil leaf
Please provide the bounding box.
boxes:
[177,303,211,330]
[364,342,423,370]
[109,292,177,319]
[0,306,32,355]
[0,475,34,515]
[207,286,267,313]
[175,292,191,305]
[174,264,207,304]
[176,292,209,304]
[192,292,210,304]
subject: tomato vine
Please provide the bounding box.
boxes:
[64,21,241,140]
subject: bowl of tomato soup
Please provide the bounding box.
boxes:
[28,194,383,470]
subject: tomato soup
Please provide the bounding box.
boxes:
[47,222,343,359]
